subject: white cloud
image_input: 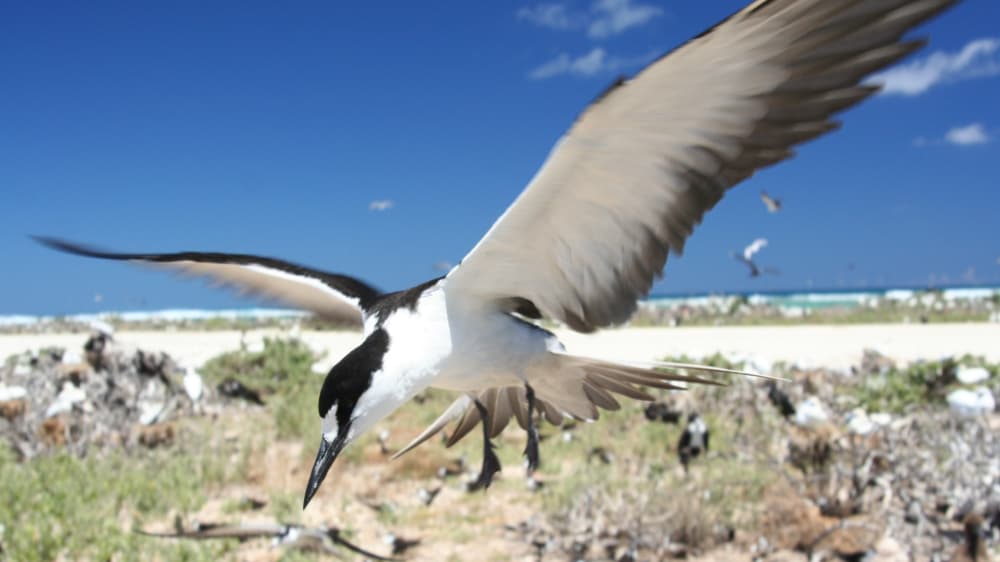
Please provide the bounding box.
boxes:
[517,0,661,38]
[867,37,1000,96]
[516,3,580,30]
[945,123,990,146]
[913,123,991,148]
[588,0,662,38]
[368,199,394,211]
[528,47,651,79]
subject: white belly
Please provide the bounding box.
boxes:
[373,279,559,396]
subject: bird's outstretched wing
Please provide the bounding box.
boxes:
[447,0,955,332]
[743,238,769,261]
[35,236,380,325]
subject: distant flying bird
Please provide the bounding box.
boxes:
[760,191,782,213]
[36,0,956,510]
[137,521,395,561]
[732,238,778,278]
[677,413,709,473]
[369,200,394,212]
[766,381,796,420]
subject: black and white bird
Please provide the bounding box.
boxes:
[36,0,956,510]
[760,191,783,213]
[732,238,778,278]
[677,413,710,473]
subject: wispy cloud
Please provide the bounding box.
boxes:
[528,47,650,79]
[516,3,581,31]
[587,0,662,38]
[867,38,1000,96]
[517,0,661,38]
[945,123,990,146]
[913,123,991,147]
[368,199,394,211]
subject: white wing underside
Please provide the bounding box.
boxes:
[155,261,363,324]
[447,0,954,332]
[743,238,769,261]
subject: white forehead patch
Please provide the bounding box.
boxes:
[322,404,339,440]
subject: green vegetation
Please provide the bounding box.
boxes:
[0,420,250,562]
[852,355,999,413]
[200,337,321,440]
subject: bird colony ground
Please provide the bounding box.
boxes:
[1,330,998,561]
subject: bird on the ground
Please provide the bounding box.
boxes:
[677,413,710,473]
[766,381,796,420]
[37,0,957,510]
[216,378,265,406]
[436,457,466,480]
[182,366,204,403]
[137,520,396,560]
[732,238,778,278]
[950,513,990,562]
[587,446,614,465]
[416,485,442,507]
[377,429,391,455]
[383,533,421,556]
[760,191,782,213]
[643,401,682,424]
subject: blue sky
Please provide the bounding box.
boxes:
[2,0,998,316]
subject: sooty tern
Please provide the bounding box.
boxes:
[760,191,783,213]
[37,0,956,510]
[677,413,710,473]
[732,238,778,278]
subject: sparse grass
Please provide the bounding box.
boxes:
[0,418,250,562]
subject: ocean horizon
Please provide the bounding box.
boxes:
[3,284,998,327]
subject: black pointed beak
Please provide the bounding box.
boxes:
[303,435,345,509]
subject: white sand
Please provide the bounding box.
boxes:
[2,323,998,373]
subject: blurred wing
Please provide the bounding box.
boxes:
[36,237,379,325]
[448,0,954,332]
[743,238,769,261]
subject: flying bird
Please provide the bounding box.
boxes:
[760,191,782,213]
[36,0,957,510]
[369,199,394,212]
[732,238,778,278]
[136,521,396,561]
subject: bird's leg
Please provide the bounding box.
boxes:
[468,399,501,491]
[523,384,540,473]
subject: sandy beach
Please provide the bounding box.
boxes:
[3,322,998,372]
